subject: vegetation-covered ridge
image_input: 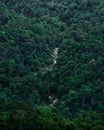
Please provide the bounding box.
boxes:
[0,0,104,129]
[0,101,104,130]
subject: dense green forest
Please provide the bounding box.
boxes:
[0,0,104,129]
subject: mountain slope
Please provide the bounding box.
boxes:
[0,0,104,118]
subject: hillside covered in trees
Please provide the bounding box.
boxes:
[0,0,104,129]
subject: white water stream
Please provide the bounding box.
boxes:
[52,48,59,65]
[48,96,58,107]
[35,47,59,74]
[34,48,59,106]
[49,98,58,107]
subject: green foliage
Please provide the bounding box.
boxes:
[0,0,104,129]
[0,101,76,130]
[0,102,104,130]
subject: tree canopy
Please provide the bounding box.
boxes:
[0,0,104,129]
